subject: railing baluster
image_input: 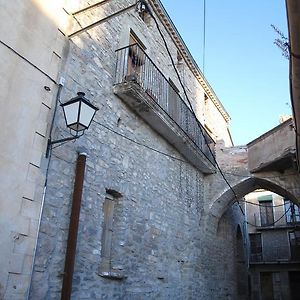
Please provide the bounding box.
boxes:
[114,44,216,164]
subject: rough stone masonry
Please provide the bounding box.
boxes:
[29,1,247,299]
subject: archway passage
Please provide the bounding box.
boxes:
[207,176,300,234]
[205,174,300,300]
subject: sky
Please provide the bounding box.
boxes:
[160,0,291,145]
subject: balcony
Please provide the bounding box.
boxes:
[250,245,300,264]
[113,44,216,174]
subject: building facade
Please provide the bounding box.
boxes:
[246,190,300,300]
[0,1,250,299]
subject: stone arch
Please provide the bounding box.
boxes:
[204,177,299,234]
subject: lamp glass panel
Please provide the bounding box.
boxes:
[79,102,96,128]
[63,101,80,126]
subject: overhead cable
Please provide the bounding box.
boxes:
[141,1,239,200]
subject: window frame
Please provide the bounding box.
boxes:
[259,200,274,227]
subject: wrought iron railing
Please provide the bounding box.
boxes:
[250,245,291,263]
[114,44,215,164]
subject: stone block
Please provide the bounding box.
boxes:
[21,198,41,221]
[22,255,34,276]
[13,234,35,256]
[29,218,39,239]
[5,273,30,298]
[48,52,62,80]
[30,149,42,168]
[41,80,56,108]
[27,163,44,185]
[13,216,30,236]
[35,120,48,137]
[8,253,24,274]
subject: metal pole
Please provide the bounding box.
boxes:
[68,4,136,38]
[61,152,87,300]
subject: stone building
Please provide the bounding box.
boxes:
[0,0,249,299]
[2,0,300,299]
[245,190,300,300]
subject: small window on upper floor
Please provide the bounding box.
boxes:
[289,230,300,260]
[258,195,274,227]
[99,189,124,279]
[284,199,300,224]
[127,30,146,80]
[249,233,262,262]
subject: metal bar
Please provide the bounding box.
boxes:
[46,136,80,158]
[48,136,79,146]
[69,4,136,38]
[61,152,87,300]
[71,0,112,16]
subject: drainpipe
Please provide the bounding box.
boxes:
[61,151,87,300]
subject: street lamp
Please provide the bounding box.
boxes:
[61,92,98,132]
[46,92,98,157]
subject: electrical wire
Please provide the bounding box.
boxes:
[93,119,298,209]
[53,114,296,228]
[202,0,206,74]
[245,205,291,228]
[63,119,296,226]
[222,170,298,179]
[239,199,288,208]
[92,119,187,163]
[143,1,239,200]
[140,1,300,225]
[0,39,57,84]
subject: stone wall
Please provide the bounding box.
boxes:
[0,1,69,298]
[29,0,242,299]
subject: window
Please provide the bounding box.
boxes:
[260,272,274,300]
[177,50,183,64]
[259,197,274,226]
[284,199,300,224]
[289,230,300,260]
[127,30,146,80]
[249,233,262,262]
[99,189,123,279]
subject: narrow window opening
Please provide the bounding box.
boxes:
[284,198,300,224]
[289,230,300,260]
[126,30,146,82]
[249,233,262,262]
[99,189,124,279]
[259,198,274,226]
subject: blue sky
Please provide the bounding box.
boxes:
[160,0,291,145]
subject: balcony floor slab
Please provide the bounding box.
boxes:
[114,81,216,174]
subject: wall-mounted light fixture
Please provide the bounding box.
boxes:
[46,92,98,157]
